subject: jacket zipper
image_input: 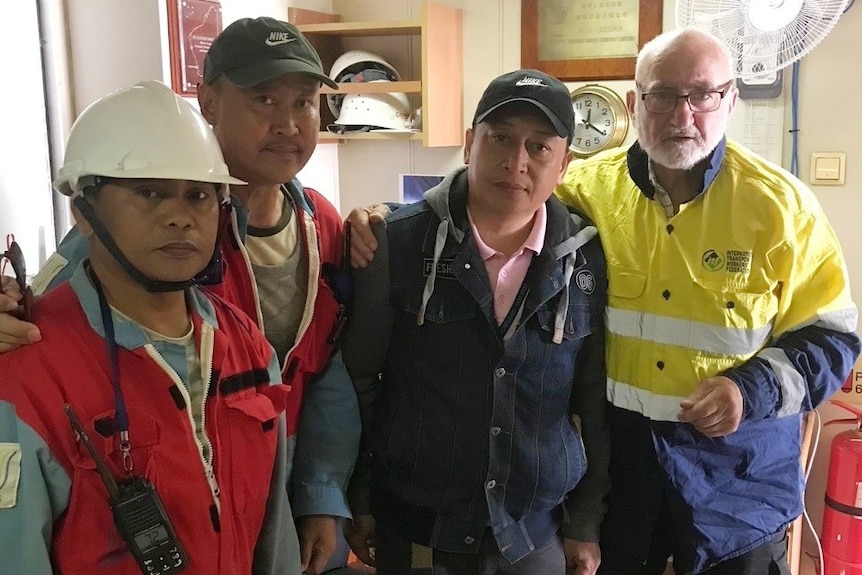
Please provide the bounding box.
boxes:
[145,340,221,514]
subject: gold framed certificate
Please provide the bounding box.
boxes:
[521,0,663,81]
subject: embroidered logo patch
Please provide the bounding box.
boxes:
[423,258,456,279]
[576,270,595,294]
[0,443,22,509]
[702,249,724,271]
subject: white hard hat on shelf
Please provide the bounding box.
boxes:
[54,80,242,199]
[328,84,412,133]
[327,49,400,118]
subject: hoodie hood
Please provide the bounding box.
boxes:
[423,166,470,244]
[415,165,598,341]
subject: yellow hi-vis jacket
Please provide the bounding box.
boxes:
[557,139,859,422]
[556,138,860,571]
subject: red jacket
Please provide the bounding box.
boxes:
[33,181,357,520]
[210,184,345,436]
[0,278,293,574]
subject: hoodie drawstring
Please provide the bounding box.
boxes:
[417,218,449,325]
[553,252,577,344]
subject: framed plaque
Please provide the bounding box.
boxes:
[166,0,223,96]
[521,0,662,81]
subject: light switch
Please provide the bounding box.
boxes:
[810,152,846,186]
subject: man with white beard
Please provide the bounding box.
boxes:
[555,27,860,575]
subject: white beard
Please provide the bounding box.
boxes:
[634,115,724,171]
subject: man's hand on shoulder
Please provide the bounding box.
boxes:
[678,375,744,437]
[0,277,40,352]
[346,204,390,269]
[296,514,338,575]
[564,539,600,575]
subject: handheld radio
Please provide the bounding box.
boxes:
[65,404,188,574]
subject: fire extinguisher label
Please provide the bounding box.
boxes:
[856,482,862,508]
[0,443,21,509]
[841,367,862,404]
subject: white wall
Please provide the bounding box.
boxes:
[66,0,165,115]
[0,2,55,270]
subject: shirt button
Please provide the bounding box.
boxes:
[656,361,665,370]
[464,536,475,544]
[464,263,471,270]
[666,224,674,234]
[662,289,671,300]
[727,301,735,309]
[486,480,496,489]
[490,426,501,436]
[501,270,508,278]
[494,367,506,378]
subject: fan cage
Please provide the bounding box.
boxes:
[676,0,849,80]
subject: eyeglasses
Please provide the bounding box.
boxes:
[640,81,734,114]
[1,235,33,321]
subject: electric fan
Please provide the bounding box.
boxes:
[676,0,850,81]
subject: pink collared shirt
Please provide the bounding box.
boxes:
[469,205,547,325]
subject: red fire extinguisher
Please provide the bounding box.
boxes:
[822,399,862,575]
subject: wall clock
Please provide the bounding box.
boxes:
[570,84,629,158]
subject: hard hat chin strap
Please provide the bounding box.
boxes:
[73,194,227,293]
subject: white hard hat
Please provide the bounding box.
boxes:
[327,50,400,118]
[54,80,244,199]
[329,86,412,133]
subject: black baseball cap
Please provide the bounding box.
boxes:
[473,69,573,144]
[204,17,338,89]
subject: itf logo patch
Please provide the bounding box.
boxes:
[701,249,752,273]
[702,249,724,271]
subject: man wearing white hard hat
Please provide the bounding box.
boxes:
[0,80,300,574]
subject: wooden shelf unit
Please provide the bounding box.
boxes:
[290,1,463,147]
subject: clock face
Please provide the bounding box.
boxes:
[572,93,617,154]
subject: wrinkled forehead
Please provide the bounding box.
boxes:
[638,40,732,92]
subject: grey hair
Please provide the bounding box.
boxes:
[635,27,735,85]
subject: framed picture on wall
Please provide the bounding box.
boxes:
[521,0,662,81]
[166,0,223,96]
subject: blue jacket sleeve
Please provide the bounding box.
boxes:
[253,412,302,575]
[0,399,72,575]
[289,350,360,518]
[726,326,861,420]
